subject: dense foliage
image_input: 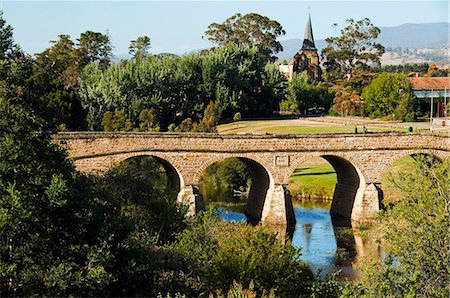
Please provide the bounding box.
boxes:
[281,72,334,114]
[2,11,449,298]
[80,45,286,131]
[204,13,285,61]
[0,18,115,295]
[199,158,251,203]
[169,211,314,297]
[0,15,185,295]
[344,156,450,297]
[362,73,417,121]
[94,156,187,244]
[374,63,430,75]
[30,31,113,130]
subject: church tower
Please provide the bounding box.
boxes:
[293,14,321,81]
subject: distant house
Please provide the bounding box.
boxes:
[407,76,449,117]
[279,61,294,81]
[279,14,321,81]
[408,76,450,98]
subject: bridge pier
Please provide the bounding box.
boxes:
[177,185,203,217]
[351,183,383,223]
[331,182,382,223]
[260,184,296,227]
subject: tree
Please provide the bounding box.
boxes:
[204,13,285,60]
[195,100,220,132]
[343,156,450,297]
[93,155,186,245]
[76,30,112,70]
[0,17,183,295]
[101,110,134,131]
[374,63,430,75]
[0,11,15,60]
[322,18,385,80]
[0,15,114,295]
[139,108,160,131]
[284,72,334,115]
[80,45,280,131]
[260,63,287,114]
[285,72,311,114]
[331,89,363,117]
[32,34,86,129]
[129,36,151,62]
[362,73,417,121]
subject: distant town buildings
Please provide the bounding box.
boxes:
[279,14,322,81]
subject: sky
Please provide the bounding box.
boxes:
[1,1,448,56]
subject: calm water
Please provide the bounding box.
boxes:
[215,202,385,279]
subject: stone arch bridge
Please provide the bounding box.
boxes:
[54,132,449,226]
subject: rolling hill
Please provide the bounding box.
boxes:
[277,22,449,62]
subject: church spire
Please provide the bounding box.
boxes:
[302,13,316,50]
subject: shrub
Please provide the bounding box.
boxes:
[170,211,314,296]
[233,112,242,122]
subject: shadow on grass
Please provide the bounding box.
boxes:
[291,170,336,177]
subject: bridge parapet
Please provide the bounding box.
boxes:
[55,132,449,158]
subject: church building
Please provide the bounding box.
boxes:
[280,14,322,81]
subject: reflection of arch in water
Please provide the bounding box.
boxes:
[119,154,183,193]
[197,156,274,223]
[330,215,356,267]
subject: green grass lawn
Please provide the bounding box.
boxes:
[218,119,407,134]
[287,155,415,204]
[287,157,337,200]
[380,155,416,204]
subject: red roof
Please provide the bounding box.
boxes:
[407,77,450,91]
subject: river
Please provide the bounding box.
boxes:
[213,200,387,280]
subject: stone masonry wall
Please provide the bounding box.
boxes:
[53,132,450,225]
[54,132,449,184]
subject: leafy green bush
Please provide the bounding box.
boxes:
[170,211,314,296]
[404,111,415,122]
[95,156,187,244]
[362,73,417,121]
[343,156,450,297]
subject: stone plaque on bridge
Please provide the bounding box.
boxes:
[275,155,289,167]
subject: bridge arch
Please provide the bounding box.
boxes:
[76,152,186,192]
[118,154,184,192]
[196,155,275,223]
[378,149,445,182]
[287,154,367,220]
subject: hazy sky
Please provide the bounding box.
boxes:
[1,1,448,56]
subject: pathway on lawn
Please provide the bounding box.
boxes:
[218,117,450,134]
